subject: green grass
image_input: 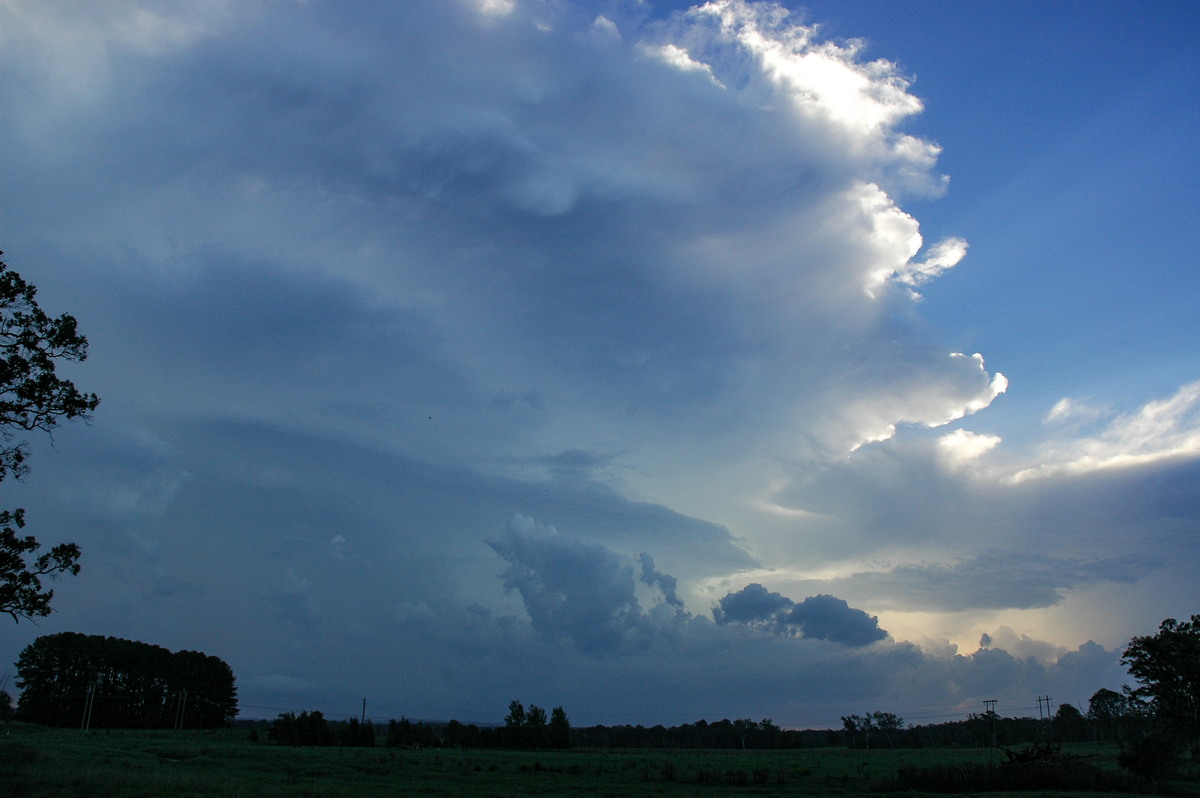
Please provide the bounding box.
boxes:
[1,723,1193,797]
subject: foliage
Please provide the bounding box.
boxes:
[0,509,81,624]
[269,710,336,746]
[387,716,440,748]
[15,632,237,728]
[841,710,904,749]
[1123,614,1200,744]
[336,717,376,747]
[440,718,482,748]
[1088,687,1143,742]
[1117,730,1183,780]
[0,689,13,721]
[548,705,572,750]
[1052,702,1090,742]
[885,756,1134,794]
[0,253,98,623]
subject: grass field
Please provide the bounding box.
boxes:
[1,722,1194,797]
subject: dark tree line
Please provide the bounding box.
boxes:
[252,705,1146,752]
[15,632,237,728]
[259,701,573,750]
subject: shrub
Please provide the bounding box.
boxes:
[1118,732,1182,780]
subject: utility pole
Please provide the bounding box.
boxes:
[80,683,96,733]
[1036,695,1052,742]
[175,689,188,731]
[983,699,997,746]
[362,698,367,725]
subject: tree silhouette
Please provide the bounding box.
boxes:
[0,253,98,622]
[525,703,548,749]
[1123,615,1200,756]
[549,705,572,749]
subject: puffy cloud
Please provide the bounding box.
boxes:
[714,584,887,647]
[682,0,924,142]
[937,428,1002,469]
[713,583,795,625]
[787,594,889,646]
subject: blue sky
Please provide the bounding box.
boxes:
[1,0,1197,728]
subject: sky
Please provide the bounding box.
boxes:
[1,0,1198,729]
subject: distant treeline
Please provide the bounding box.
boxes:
[250,689,1151,751]
[14,632,238,729]
[570,699,1148,750]
[257,700,572,750]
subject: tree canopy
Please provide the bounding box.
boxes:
[1122,614,1200,743]
[16,632,238,728]
[0,252,98,622]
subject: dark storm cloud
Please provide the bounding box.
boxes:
[638,553,684,608]
[488,515,645,654]
[712,582,793,624]
[786,594,889,647]
[714,584,887,647]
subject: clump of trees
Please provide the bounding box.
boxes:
[0,253,98,623]
[841,711,904,749]
[15,632,237,728]
[501,699,572,749]
[268,710,338,746]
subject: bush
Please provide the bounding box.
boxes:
[884,759,1137,793]
[1118,732,1182,780]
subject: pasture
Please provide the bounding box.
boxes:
[0,722,1187,797]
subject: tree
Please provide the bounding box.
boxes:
[1088,688,1133,741]
[870,711,904,748]
[1052,703,1089,742]
[505,699,526,748]
[525,703,548,749]
[1122,615,1200,756]
[0,253,98,622]
[842,714,873,748]
[548,705,572,749]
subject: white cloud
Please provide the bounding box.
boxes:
[691,0,921,134]
[837,353,1007,452]
[937,428,1002,468]
[592,15,619,39]
[643,43,724,85]
[1014,381,1200,481]
[472,0,516,18]
[893,237,969,295]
